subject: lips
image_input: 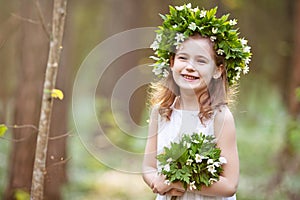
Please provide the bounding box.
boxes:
[181,74,199,80]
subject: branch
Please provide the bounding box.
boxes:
[35,0,51,39]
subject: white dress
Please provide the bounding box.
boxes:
[156,101,236,200]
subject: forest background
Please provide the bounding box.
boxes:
[0,0,299,199]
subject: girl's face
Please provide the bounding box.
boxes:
[171,37,221,92]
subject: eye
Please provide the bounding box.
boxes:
[177,55,187,60]
[197,59,206,64]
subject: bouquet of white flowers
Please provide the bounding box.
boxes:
[156,133,227,199]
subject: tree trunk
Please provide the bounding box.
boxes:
[267,0,300,198]
[3,1,50,199]
[44,18,72,199]
[31,0,67,199]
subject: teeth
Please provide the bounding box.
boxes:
[183,75,197,80]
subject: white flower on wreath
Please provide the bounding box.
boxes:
[192,7,199,12]
[243,46,251,53]
[245,57,251,65]
[229,19,238,26]
[200,10,207,18]
[152,66,162,76]
[188,22,197,31]
[155,33,162,43]
[212,27,218,34]
[150,41,159,50]
[162,69,169,77]
[240,38,248,45]
[175,5,184,11]
[217,49,224,55]
[210,36,217,42]
[186,3,192,9]
[175,33,185,42]
[243,66,249,74]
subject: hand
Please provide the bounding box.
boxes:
[151,174,172,195]
[165,188,185,197]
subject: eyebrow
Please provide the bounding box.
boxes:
[176,52,209,60]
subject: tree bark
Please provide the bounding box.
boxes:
[3,1,50,199]
[31,0,67,199]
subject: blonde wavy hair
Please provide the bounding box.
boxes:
[148,35,236,123]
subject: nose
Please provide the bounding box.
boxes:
[185,61,196,72]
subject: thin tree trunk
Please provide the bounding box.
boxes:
[31,0,67,199]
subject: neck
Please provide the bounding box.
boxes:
[177,89,200,111]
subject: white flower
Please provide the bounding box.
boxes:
[189,181,196,190]
[245,57,251,65]
[155,33,162,42]
[243,66,249,74]
[210,36,217,42]
[183,141,191,148]
[240,38,248,45]
[175,5,184,11]
[195,154,205,163]
[186,159,193,165]
[235,66,242,72]
[229,19,237,26]
[175,33,185,42]
[152,66,162,76]
[217,49,224,55]
[173,24,178,28]
[162,69,169,77]
[243,46,251,53]
[200,10,207,18]
[209,178,218,184]
[149,56,159,61]
[150,41,159,50]
[213,162,221,167]
[207,165,217,174]
[212,27,218,34]
[186,3,192,9]
[219,157,227,164]
[164,180,171,185]
[167,158,173,163]
[207,159,214,164]
[192,139,199,144]
[164,164,170,172]
[188,22,197,31]
[235,71,241,80]
[192,7,199,12]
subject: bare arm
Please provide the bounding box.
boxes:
[187,106,240,197]
[142,107,185,196]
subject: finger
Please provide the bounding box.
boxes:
[167,189,185,196]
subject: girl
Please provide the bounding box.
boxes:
[143,4,251,200]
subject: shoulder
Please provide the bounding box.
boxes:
[149,105,160,123]
[214,105,234,124]
[214,105,236,138]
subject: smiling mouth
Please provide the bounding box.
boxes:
[181,74,199,80]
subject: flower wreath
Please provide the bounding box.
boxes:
[150,3,252,85]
